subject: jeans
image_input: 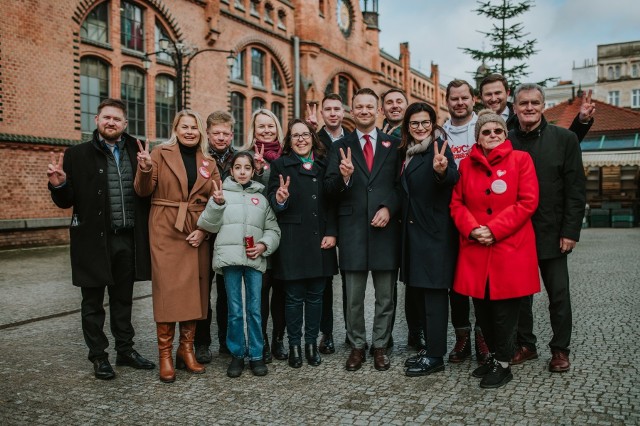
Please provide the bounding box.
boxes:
[284,278,325,346]
[223,266,263,361]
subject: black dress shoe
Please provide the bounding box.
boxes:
[288,345,302,368]
[404,349,427,367]
[272,338,289,360]
[405,355,444,377]
[115,350,155,370]
[93,358,116,380]
[305,343,322,366]
[318,334,335,354]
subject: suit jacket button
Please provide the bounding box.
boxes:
[99,169,104,174]
[311,194,317,199]
[98,190,102,195]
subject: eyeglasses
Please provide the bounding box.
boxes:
[209,131,232,138]
[409,120,432,129]
[480,128,505,136]
[291,132,312,140]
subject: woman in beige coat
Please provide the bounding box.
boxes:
[134,110,220,383]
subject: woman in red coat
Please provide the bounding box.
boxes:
[450,109,540,389]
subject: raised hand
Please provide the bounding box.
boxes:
[136,139,152,171]
[47,152,66,187]
[579,89,596,123]
[276,174,291,204]
[211,180,225,205]
[433,139,449,175]
[305,102,318,131]
[338,147,354,181]
[254,143,266,172]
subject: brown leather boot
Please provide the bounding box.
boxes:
[448,328,472,363]
[475,327,491,365]
[176,321,205,374]
[157,322,176,383]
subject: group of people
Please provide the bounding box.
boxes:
[48,72,592,389]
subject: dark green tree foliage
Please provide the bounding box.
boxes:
[462,0,537,88]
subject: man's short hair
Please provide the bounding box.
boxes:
[352,88,379,104]
[97,98,127,116]
[446,79,475,99]
[380,88,408,103]
[514,83,546,103]
[322,93,343,106]
[479,73,509,94]
[206,110,235,129]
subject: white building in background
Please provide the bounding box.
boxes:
[594,40,640,109]
[545,59,597,109]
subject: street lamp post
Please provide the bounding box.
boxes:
[143,38,235,111]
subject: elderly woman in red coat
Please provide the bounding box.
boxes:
[450,109,540,389]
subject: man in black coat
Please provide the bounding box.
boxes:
[48,98,154,379]
[325,88,402,372]
[508,84,586,373]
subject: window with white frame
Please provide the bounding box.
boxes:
[632,89,640,108]
[608,91,620,106]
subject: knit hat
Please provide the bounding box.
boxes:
[474,109,508,141]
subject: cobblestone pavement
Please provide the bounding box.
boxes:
[0,228,638,425]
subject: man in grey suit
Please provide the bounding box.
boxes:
[325,88,402,372]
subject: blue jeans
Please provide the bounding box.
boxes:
[223,266,263,361]
[285,278,325,346]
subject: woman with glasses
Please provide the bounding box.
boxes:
[398,102,459,378]
[244,109,288,363]
[449,109,540,389]
[267,119,338,368]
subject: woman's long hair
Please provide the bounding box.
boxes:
[281,119,327,158]
[244,108,285,150]
[398,102,447,156]
[163,110,212,160]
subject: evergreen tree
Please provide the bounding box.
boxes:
[461,0,537,89]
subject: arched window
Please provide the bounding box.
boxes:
[324,73,358,108]
[607,66,614,79]
[81,2,109,44]
[121,1,144,52]
[231,50,245,82]
[615,65,621,79]
[154,22,172,63]
[121,67,146,137]
[251,48,266,88]
[80,57,110,133]
[632,64,638,78]
[271,62,283,93]
[231,92,246,147]
[155,75,176,140]
[272,102,284,124]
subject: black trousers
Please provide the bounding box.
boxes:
[417,288,448,357]
[473,284,522,362]
[405,285,425,335]
[319,270,347,335]
[194,272,227,347]
[261,269,286,338]
[284,278,325,346]
[80,232,135,362]
[517,255,572,353]
[449,289,473,329]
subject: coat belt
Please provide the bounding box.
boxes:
[151,198,205,233]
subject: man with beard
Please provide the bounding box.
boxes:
[508,84,586,372]
[479,73,595,140]
[48,98,155,380]
[442,79,491,365]
[381,88,407,138]
[194,110,237,363]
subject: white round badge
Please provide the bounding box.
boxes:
[491,179,507,194]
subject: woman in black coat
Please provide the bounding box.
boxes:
[268,119,338,368]
[399,102,459,376]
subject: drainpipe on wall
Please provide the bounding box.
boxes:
[293,36,300,118]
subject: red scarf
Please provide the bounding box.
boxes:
[254,140,282,162]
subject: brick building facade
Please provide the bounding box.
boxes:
[0,0,448,249]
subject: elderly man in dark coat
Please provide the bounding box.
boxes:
[325,88,402,372]
[508,84,586,373]
[48,98,154,380]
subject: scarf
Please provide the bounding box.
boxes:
[404,129,444,167]
[254,139,283,163]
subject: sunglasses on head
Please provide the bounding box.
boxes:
[480,128,505,136]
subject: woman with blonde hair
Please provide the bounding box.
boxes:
[134,110,220,383]
[243,108,288,363]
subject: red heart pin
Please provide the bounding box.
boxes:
[251,198,259,205]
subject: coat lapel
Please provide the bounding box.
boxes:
[345,133,369,177]
[160,144,188,199]
[369,131,393,181]
[190,150,217,197]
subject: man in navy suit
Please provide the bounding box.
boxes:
[325,88,402,372]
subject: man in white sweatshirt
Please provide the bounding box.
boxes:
[442,79,491,366]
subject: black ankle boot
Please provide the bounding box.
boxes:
[288,345,302,368]
[272,333,289,360]
[262,333,272,364]
[305,343,322,366]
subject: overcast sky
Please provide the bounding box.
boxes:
[377,0,639,87]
